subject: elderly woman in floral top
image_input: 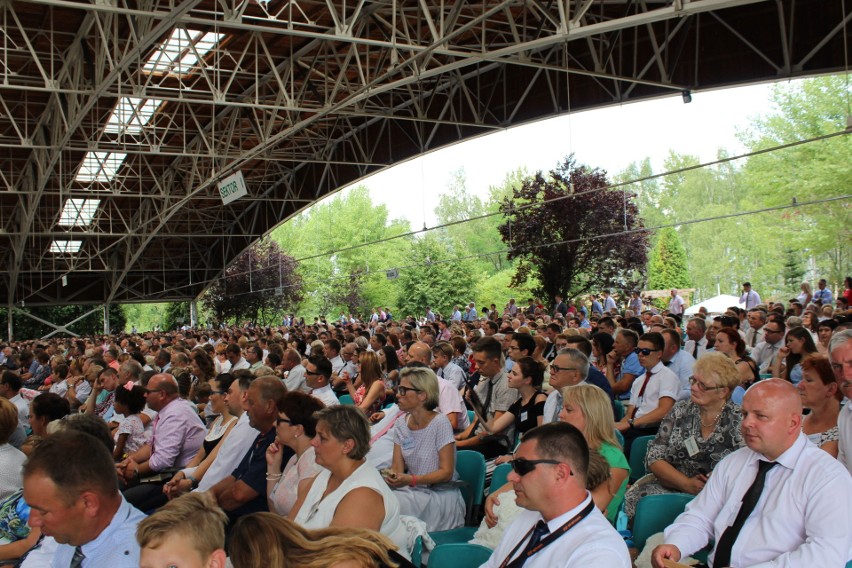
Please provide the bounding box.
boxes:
[623,352,744,519]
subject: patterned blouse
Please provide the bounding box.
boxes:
[644,399,744,476]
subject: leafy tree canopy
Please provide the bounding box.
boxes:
[498,155,649,301]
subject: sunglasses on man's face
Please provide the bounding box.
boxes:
[634,347,660,356]
[510,457,562,476]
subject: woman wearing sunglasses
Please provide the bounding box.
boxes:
[382,366,465,532]
[622,352,743,521]
[266,391,325,516]
[484,383,629,529]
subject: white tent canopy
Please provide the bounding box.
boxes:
[684,294,742,316]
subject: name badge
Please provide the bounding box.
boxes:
[684,436,700,457]
[402,436,416,452]
[520,412,528,422]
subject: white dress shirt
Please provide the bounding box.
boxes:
[666,350,695,401]
[310,384,340,407]
[482,494,631,567]
[284,363,308,393]
[683,337,708,360]
[664,433,852,568]
[739,290,762,310]
[668,294,685,315]
[604,296,617,312]
[751,339,784,374]
[745,326,766,349]
[629,362,681,419]
[437,361,466,390]
[329,355,345,375]
[838,404,852,476]
[542,389,563,424]
[183,412,258,491]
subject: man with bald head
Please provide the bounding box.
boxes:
[117,373,206,485]
[653,379,852,568]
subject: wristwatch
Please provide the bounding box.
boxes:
[628,418,635,427]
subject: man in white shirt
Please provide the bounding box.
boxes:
[683,318,709,359]
[224,344,250,373]
[614,332,679,458]
[324,339,345,375]
[652,379,852,568]
[482,422,631,567]
[831,329,852,475]
[738,281,762,310]
[0,372,29,431]
[280,349,308,393]
[751,320,786,373]
[431,342,466,390]
[744,309,767,349]
[660,329,695,400]
[602,290,617,313]
[305,356,339,408]
[667,289,685,316]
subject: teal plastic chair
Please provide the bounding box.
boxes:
[410,535,422,567]
[428,526,478,548]
[455,450,486,525]
[490,462,512,494]
[628,435,655,483]
[338,394,355,405]
[427,543,493,568]
[614,428,624,449]
[613,399,625,422]
[467,410,475,425]
[632,493,694,552]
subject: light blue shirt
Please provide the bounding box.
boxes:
[813,287,833,304]
[23,496,145,568]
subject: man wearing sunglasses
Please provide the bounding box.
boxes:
[304,355,339,408]
[614,332,679,458]
[481,422,631,567]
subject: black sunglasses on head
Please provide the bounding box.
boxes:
[510,457,562,476]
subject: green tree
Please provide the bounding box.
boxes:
[162,301,191,331]
[395,234,476,318]
[7,304,126,340]
[647,227,692,290]
[781,247,806,292]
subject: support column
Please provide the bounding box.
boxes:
[103,304,111,335]
[7,304,12,343]
[190,300,199,328]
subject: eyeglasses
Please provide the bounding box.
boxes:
[210,390,227,395]
[549,365,578,373]
[764,328,782,334]
[276,417,293,425]
[634,348,661,356]
[510,457,562,476]
[144,388,163,395]
[397,385,422,396]
[305,370,322,377]
[689,377,724,391]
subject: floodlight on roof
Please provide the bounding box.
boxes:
[104,97,163,135]
[75,152,128,183]
[50,240,83,254]
[58,198,100,227]
[142,28,224,76]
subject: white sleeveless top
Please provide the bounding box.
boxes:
[295,460,409,557]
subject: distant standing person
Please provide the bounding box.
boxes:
[739,282,761,310]
[667,289,685,316]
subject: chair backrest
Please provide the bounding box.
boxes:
[614,428,624,449]
[455,450,486,523]
[338,394,355,405]
[427,543,493,568]
[628,435,656,482]
[490,462,513,494]
[467,409,475,425]
[632,493,694,552]
[613,399,625,422]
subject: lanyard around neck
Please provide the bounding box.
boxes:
[499,500,595,568]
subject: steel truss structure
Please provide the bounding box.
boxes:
[0,0,848,308]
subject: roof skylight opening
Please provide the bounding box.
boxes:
[50,240,83,254]
[75,152,128,183]
[104,97,163,135]
[58,198,101,227]
[142,29,224,76]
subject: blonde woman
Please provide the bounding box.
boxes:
[229,513,414,568]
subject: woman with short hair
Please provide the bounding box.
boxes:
[798,354,840,457]
[622,352,743,519]
[290,406,409,559]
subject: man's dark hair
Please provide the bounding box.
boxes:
[547,323,562,334]
[713,315,737,328]
[23,430,117,504]
[31,393,71,423]
[372,333,387,347]
[563,336,592,357]
[512,332,536,356]
[157,350,172,364]
[1,371,22,392]
[472,336,502,360]
[598,317,615,330]
[225,344,241,356]
[639,332,665,352]
[308,355,332,380]
[325,339,341,354]
[522,422,590,483]
[661,328,681,348]
[232,370,255,392]
[484,321,499,334]
[618,328,639,348]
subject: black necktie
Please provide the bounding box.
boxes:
[521,521,550,556]
[692,343,699,359]
[713,460,777,568]
[69,546,85,568]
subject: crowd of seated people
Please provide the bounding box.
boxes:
[0,278,849,567]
